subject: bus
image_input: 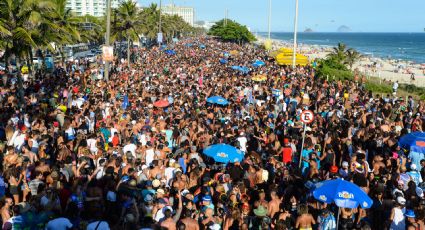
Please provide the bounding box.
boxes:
[64,43,90,59]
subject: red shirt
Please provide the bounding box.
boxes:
[282,147,293,164]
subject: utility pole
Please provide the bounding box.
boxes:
[292,0,299,68]
[159,0,162,45]
[104,0,111,81]
[268,0,272,40]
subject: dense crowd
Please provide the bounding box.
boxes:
[0,37,424,230]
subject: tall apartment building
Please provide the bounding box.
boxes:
[66,0,124,17]
[161,4,195,26]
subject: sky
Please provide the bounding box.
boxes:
[138,0,425,32]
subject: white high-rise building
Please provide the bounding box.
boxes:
[161,4,195,26]
[66,0,124,17]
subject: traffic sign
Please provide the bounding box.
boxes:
[300,110,314,124]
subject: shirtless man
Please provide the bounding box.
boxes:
[268,190,281,218]
[160,192,182,230]
[180,209,199,230]
[149,160,164,180]
[1,198,13,226]
[3,147,18,168]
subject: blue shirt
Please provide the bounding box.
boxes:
[409,151,423,171]
[302,149,313,169]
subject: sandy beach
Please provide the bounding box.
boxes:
[257,36,425,87]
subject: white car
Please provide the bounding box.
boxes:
[86,54,97,63]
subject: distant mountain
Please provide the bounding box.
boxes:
[304,28,313,32]
[337,25,351,32]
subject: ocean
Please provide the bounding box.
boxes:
[262,32,425,64]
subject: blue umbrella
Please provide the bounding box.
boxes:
[206,96,229,105]
[399,132,425,153]
[313,179,373,209]
[199,44,206,49]
[231,66,250,74]
[252,60,265,67]
[313,179,373,228]
[203,144,244,163]
[165,49,176,55]
[219,58,228,64]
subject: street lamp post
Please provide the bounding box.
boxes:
[159,0,162,45]
[268,0,272,40]
[104,0,111,81]
[292,0,299,68]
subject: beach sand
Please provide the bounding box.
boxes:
[256,36,425,87]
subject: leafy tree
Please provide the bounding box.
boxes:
[345,48,363,70]
[208,19,256,44]
[112,0,142,69]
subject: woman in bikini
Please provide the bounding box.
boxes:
[295,204,315,230]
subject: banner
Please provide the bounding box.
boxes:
[157,33,163,44]
[102,46,114,62]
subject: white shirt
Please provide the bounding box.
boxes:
[13,133,26,151]
[86,221,110,230]
[164,167,175,187]
[45,217,73,230]
[123,143,137,158]
[87,138,98,153]
[145,148,155,166]
[237,136,248,152]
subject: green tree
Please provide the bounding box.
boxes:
[208,19,256,44]
[345,48,363,70]
[139,3,159,43]
[112,0,142,69]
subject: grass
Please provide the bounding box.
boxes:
[317,66,422,100]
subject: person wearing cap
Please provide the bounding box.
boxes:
[404,209,420,230]
[160,192,183,230]
[389,196,406,230]
[407,164,423,186]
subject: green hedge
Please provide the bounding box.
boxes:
[400,84,425,100]
[316,65,354,81]
[365,82,393,94]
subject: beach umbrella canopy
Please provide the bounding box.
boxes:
[199,44,206,49]
[206,96,229,105]
[252,60,265,67]
[230,50,239,56]
[203,144,244,163]
[399,132,425,153]
[231,66,250,74]
[219,58,228,64]
[165,50,176,55]
[313,179,373,209]
[252,75,267,82]
[153,99,170,108]
[276,53,309,66]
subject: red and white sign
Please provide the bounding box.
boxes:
[300,110,314,124]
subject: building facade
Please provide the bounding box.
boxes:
[66,0,123,17]
[161,4,194,26]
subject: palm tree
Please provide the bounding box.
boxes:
[345,48,363,70]
[49,0,82,63]
[139,3,159,43]
[112,0,142,69]
[327,42,347,63]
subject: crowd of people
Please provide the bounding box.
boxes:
[0,36,424,230]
